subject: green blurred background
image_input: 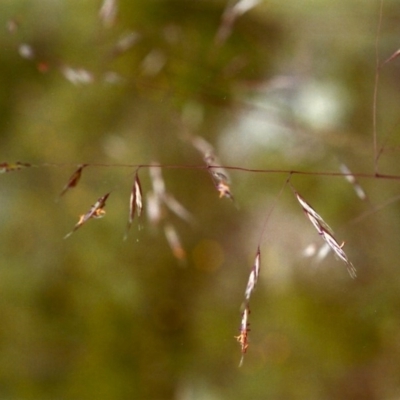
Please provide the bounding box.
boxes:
[1,0,400,399]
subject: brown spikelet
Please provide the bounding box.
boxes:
[59,164,87,197]
[64,192,110,239]
[0,161,31,173]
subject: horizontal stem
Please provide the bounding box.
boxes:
[34,162,400,181]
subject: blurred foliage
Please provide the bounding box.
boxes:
[1,0,400,399]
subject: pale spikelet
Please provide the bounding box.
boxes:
[148,164,193,224]
[205,157,233,200]
[149,164,166,197]
[133,173,143,217]
[64,192,110,239]
[320,229,357,278]
[215,0,261,46]
[306,211,325,235]
[191,136,214,158]
[59,164,87,197]
[293,188,356,278]
[147,164,191,259]
[162,193,194,224]
[146,191,163,225]
[236,247,260,366]
[235,305,250,367]
[113,32,140,54]
[244,247,261,301]
[191,136,234,200]
[99,0,118,28]
[164,223,186,261]
[141,49,166,77]
[232,0,261,15]
[383,48,400,65]
[340,164,367,201]
[295,191,333,235]
[125,171,143,239]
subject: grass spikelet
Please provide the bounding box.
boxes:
[292,186,356,278]
[340,164,367,201]
[147,164,191,259]
[294,189,333,235]
[244,247,261,301]
[191,135,234,200]
[320,229,357,278]
[383,48,400,66]
[59,164,87,197]
[99,0,118,28]
[146,191,163,225]
[235,305,250,367]
[236,247,261,366]
[162,193,195,224]
[0,161,31,173]
[64,192,110,239]
[149,163,166,197]
[164,223,186,261]
[215,0,261,46]
[148,164,193,224]
[125,171,143,239]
